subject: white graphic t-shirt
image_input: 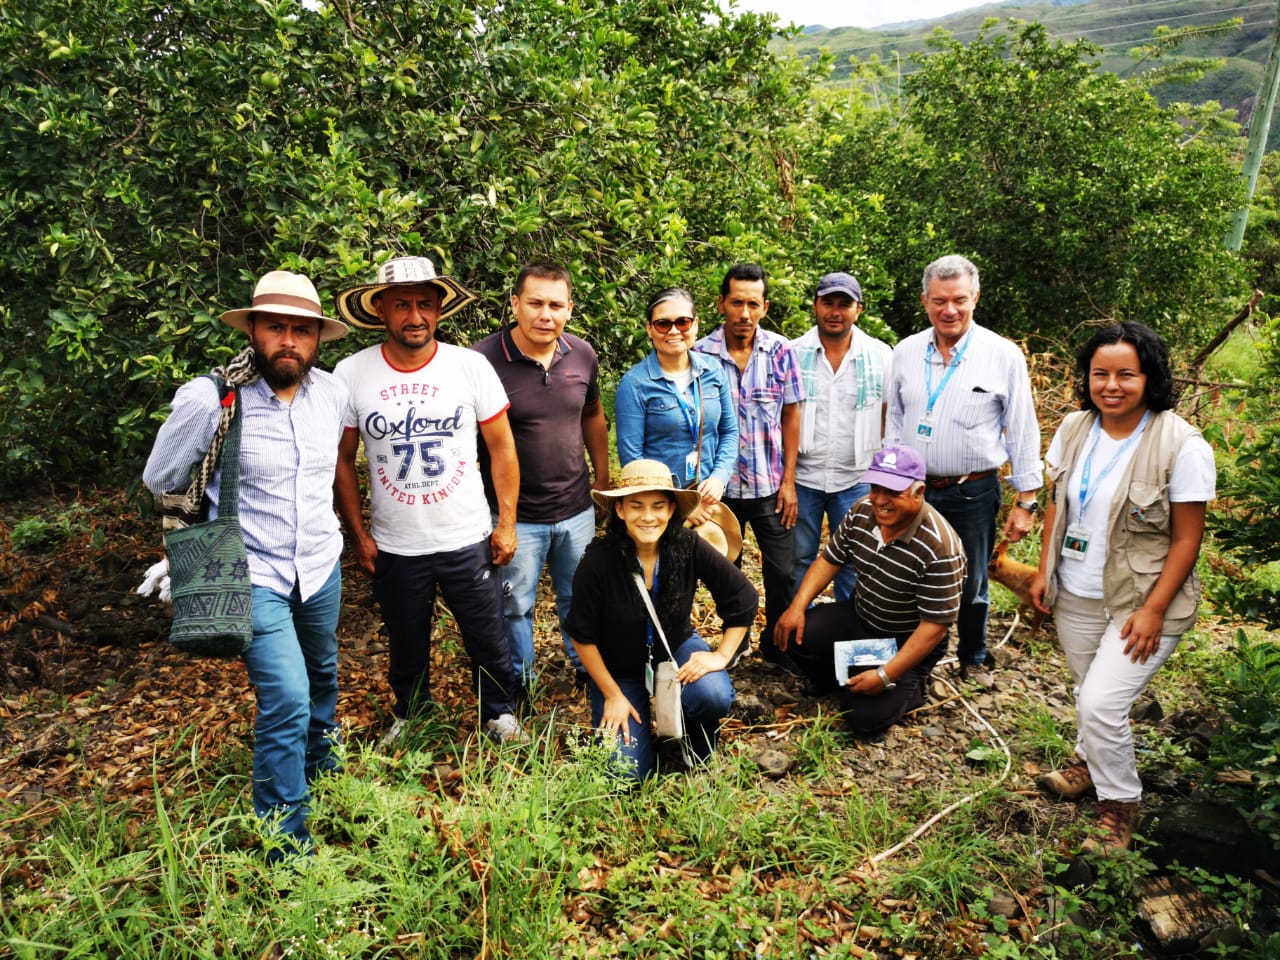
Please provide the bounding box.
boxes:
[334,342,510,555]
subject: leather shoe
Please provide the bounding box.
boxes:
[960,663,996,690]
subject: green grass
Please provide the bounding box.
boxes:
[0,715,1064,957]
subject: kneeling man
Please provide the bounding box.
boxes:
[774,445,966,735]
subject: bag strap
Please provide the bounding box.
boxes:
[161,377,241,529]
[632,570,678,662]
[214,383,243,520]
[684,374,705,490]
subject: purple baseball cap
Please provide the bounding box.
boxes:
[815,271,863,303]
[860,445,926,492]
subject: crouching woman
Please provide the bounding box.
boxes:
[566,459,758,780]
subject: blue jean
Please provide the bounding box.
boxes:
[924,472,1002,667]
[502,507,595,684]
[373,540,516,721]
[792,482,869,602]
[242,560,342,853]
[587,634,736,781]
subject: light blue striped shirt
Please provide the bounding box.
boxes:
[144,372,348,600]
[885,323,1042,492]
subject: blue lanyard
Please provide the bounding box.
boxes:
[670,374,702,447]
[924,334,971,416]
[1078,410,1150,514]
[642,556,660,654]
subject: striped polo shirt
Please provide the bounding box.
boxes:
[821,498,966,635]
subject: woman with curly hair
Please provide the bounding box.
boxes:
[1030,322,1215,853]
[566,460,757,780]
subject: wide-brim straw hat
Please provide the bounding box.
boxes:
[221,270,349,342]
[591,460,701,517]
[688,502,743,563]
[336,255,479,330]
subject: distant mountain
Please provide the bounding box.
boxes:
[774,0,1272,135]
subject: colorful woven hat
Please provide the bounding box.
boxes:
[336,256,479,330]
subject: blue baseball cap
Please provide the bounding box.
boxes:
[815,272,863,303]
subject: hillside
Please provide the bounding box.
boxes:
[776,0,1274,129]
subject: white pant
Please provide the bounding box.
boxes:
[1052,590,1181,803]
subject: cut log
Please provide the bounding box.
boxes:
[1135,875,1242,955]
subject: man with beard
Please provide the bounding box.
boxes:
[143,270,351,861]
[333,256,524,745]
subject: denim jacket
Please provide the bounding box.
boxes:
[614,351,739,487]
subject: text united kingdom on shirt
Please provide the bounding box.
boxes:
[334,342,510,556]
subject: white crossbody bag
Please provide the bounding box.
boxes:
[632,571,685,739]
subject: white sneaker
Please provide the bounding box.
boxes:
[484,712,527,745]
[378,718,406,748]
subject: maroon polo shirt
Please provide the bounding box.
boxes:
[473,324,601,524]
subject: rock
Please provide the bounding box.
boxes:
[733,693,773,723]
[986,889,1021,919]
[884,767,907,782]
[1141,766,1190,796]
[1129,692,1164,724]
[1144,801,1280,878]
[752,746,793,779]
[1056,856,1093,888]
[1189,720,1221,745]
[922,725,946,740]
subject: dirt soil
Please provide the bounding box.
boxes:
[0,486,1216,857]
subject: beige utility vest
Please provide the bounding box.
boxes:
[1042,409,1203,636]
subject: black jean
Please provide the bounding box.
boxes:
[787,600,944,735]
[724,493,795,646]
[373,540,517,721]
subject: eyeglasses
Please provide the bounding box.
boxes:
[648,316,695,333]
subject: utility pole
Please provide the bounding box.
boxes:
[1227,0,1280,251]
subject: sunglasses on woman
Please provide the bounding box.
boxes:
[648,316,696,333]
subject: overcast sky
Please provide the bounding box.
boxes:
[734,0,988,29]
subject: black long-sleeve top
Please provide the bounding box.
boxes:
[566,526,758,680]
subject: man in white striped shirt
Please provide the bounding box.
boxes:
[144,270,351,862]
[885,255,1042,689]
[775,446,966,736]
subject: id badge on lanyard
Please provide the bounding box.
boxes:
[916,411,934,444]
[920,337,969,444]
[1062,523,1090,559]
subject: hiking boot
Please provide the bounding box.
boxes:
[484,712,528,745]
[960,663,996,690]
[1037,761,1094,801]
[1081,799,1140,854]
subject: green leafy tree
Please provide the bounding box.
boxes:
[816,21,1248,344]
[0,0,825,494]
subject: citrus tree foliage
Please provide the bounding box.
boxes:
[0,0,829,493]
[816,21,1248,343]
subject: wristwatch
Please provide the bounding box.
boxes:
[876,666,897,690]
[1015,499,1040,514]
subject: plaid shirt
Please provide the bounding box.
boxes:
[694,325,804,499]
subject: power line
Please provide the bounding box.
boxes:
[1069,3,1272,36]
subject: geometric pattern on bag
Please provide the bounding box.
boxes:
[162,379,255,657]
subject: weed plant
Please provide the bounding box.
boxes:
[3,687,1277,957]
